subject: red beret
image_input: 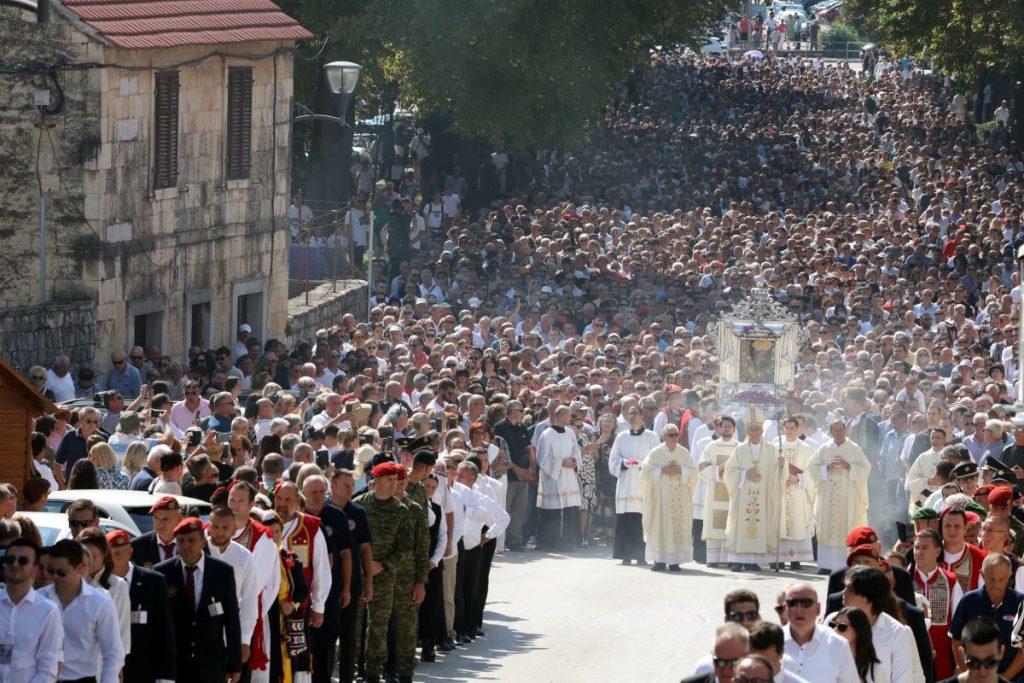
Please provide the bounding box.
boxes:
[149,496,181,514]
[371,462,403,478]
[469,422,488,434]
[172,517,204,538]
[975,484,995,497]
[105,529,131,548]
[664,385,682,395]
[989,486,1013,507]
[845,526,877,548]
[396,466,407,481]
[846,543,879,566]
[965,511,981,524]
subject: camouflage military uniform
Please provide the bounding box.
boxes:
[354,491,406,681]
[406,480,429,519]
[391,497,429,679]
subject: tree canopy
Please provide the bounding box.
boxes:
[847,0,1024,80]
[280,0,738,149]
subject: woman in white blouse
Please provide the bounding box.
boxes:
[79,528,132,656]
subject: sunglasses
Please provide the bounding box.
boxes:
[85,419,100,425]
[31,374,45,381]
[785,597,815,609]
[130,355,144,360]
[44,565,68,578]
[735,678,771,683]
[113,359,126,365]
[1,555,31,567]
[966,656,1000,670]
[828,621,850,633]
[185,390,200,395]
[728,610,759,623]
[69,519,93,528]
[712,657,740,668]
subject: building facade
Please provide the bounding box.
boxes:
[0,0,311,373]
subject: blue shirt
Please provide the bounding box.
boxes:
[949,586,1024,673]
[54,428,89,481]
[130,467,156,492]
[105,364,142,397]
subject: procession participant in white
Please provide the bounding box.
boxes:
[609,404,661,565]
[228,480,281,681]
[206,506,259,666]
[700,416,740,566]
[535,406,584,550]
[904,426,949,514]
[640,424,698,570]
[806,420,872,573]
[724,407,783,572]
[777,416,815,568]
[782,582,860,683]
[689,415,720,565]
[0,538,62,683]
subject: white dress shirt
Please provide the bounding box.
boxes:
[41,579,124,683]
[783,623,859,683]
[93,571,131,656]
[207,538,259,647]
[233,520,282,632]
[445,484,465,558]
[428,503,448,568]
[0,586,63,683]
[282,515,332,613]
[865,611,925,683]
[460,481,510,549]
[32,459,59,493]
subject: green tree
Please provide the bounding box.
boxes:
[847,0,1024,79]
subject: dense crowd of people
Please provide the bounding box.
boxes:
[4,46,1024,683]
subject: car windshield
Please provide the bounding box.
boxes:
[125,504,210,534]
[35,525,62,545]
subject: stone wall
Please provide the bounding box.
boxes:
[0,302,97,373]
[288,280,367,346]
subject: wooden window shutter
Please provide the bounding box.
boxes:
[153,71,179,190]
[226,67,253,180]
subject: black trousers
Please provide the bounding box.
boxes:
[692,518,707,564]
[475,538,498,630]
[453,543,467,636]
[459,544,482,636]
[338,585,360,683]
[612,512,645,561]
[538,507,581,550]
[311,610,341,683]
[419,564,446,644]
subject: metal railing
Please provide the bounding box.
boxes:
[724,40,866,61]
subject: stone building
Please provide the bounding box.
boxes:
[0,0,311,375]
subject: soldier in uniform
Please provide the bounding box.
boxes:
[354,461,409,683]
[131,496,183,567]
[390,465,429,683]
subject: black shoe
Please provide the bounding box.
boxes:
[439,639,455,652]
[474,627,486,637]
[399,677,413,683]
[790,562,802,570]
[652,562,667,572]
[459,633,472,644]
[620,558,632,566]
[668,564,682,572]
[637,559,649,566]
[421,646,436,663]
[817,568,830,575]
[746,563,762,572]
[731,563,744,572]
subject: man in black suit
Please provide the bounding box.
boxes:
[131,495,184,568]
[827,526,917,604]
[679,622,749,683]
[108,529,177,682]
[155,516,242,682]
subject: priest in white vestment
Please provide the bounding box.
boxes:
[640,424,698,569]
[724,410,783,570]
[777,416,815,567]
[904,427,949,515]
[690,418,720,565]
[609,405,661,565]
[700,416,739,566]
[536,406,583,550]
[807,420,872,572]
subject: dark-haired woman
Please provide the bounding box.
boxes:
[828,607,880,683]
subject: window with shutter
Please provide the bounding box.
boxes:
[226,67,253,180]
[153,71,179,190]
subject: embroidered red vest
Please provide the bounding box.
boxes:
[285,513,322,595]
[914,567,958,679]
[940,543,987,592]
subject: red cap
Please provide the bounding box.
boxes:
[371,462,404,478]
[469,422,488,434]
[846,543,880,566]
[105,529,131,548]
[149,496,180,514]
[172,517,204,538]
[664,384,682,395]
[965,511,981,525]
[975,484,995,497]
[845,526,877,548]
[989,486,1013,507]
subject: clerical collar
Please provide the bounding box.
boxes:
[551,425,566,434]
[629,428,645,436]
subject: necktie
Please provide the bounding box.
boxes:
[160,542,175,560]
[185,564,197,611]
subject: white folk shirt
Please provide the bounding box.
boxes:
[905,447,942,514]
[234,519,282,628]
[0,586,63,683]
[457,482,509,549]
[445,484,466,557]
[609,429,661,514]
[783,623,860,683]
[41,579,124,683]
[536,426,584,509]
[282,516,332,613]
[207,539,259,647]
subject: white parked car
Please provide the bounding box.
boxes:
[701,35,726,55]
[41,490,211,536]
[20,511,138,545]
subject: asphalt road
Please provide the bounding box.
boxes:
[416,545,827,682]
